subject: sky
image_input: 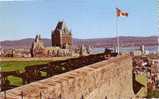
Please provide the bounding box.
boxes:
[0,0,157,41]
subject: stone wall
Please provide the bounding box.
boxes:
[0,55,135,99]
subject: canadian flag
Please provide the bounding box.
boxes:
[116,8,128,17]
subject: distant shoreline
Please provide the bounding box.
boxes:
[0,36,158,49]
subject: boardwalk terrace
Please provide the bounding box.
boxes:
[0,54,136,99]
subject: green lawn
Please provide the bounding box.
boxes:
[0,61,50,87]
[136,73,147,97]
[136,73,147,86]
[0,56,72,88]
[135,73,159,98]
[0,61,50,72]
[147,90,159,97]
[7,76,23,86]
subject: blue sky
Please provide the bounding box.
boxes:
[0,0,157,41]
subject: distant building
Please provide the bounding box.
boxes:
[1,48,31,57]
[131,45,150,56]
[30,34,46,57]
[13,49,31,57]
[140,45,145,55]
[51,21,72,49]
[30,21,73,57]
[79,45,87,56]
[131,50,142,56]
[2,21,73,57]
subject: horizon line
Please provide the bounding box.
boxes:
[0,35,158,42]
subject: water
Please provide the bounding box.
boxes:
[91,45,159,54]
[90,48,105,54]
[120,45,159,53]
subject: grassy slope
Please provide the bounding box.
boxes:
[0,57,72,72]
[0,57,73,87]
[136,73,147,97]
[0,61,49,72]
[147,90,159,97]
[0,61,50,86]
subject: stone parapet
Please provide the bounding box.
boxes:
[0,55,135,99]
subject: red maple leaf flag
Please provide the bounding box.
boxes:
[116,8,128,17]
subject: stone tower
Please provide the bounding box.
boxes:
[51,21,72,49]
[30,34,45,57]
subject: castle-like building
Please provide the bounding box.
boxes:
[1,21,88,57]
[31,21,73,57]
[31,35,46,57]
[52,21,72,49]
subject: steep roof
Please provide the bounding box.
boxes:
[54,21,71,34]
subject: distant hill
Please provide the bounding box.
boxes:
[0,36,158,49]
[0,38,51,49]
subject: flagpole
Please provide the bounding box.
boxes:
[115,0,120,54]
[116,11,120,54]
